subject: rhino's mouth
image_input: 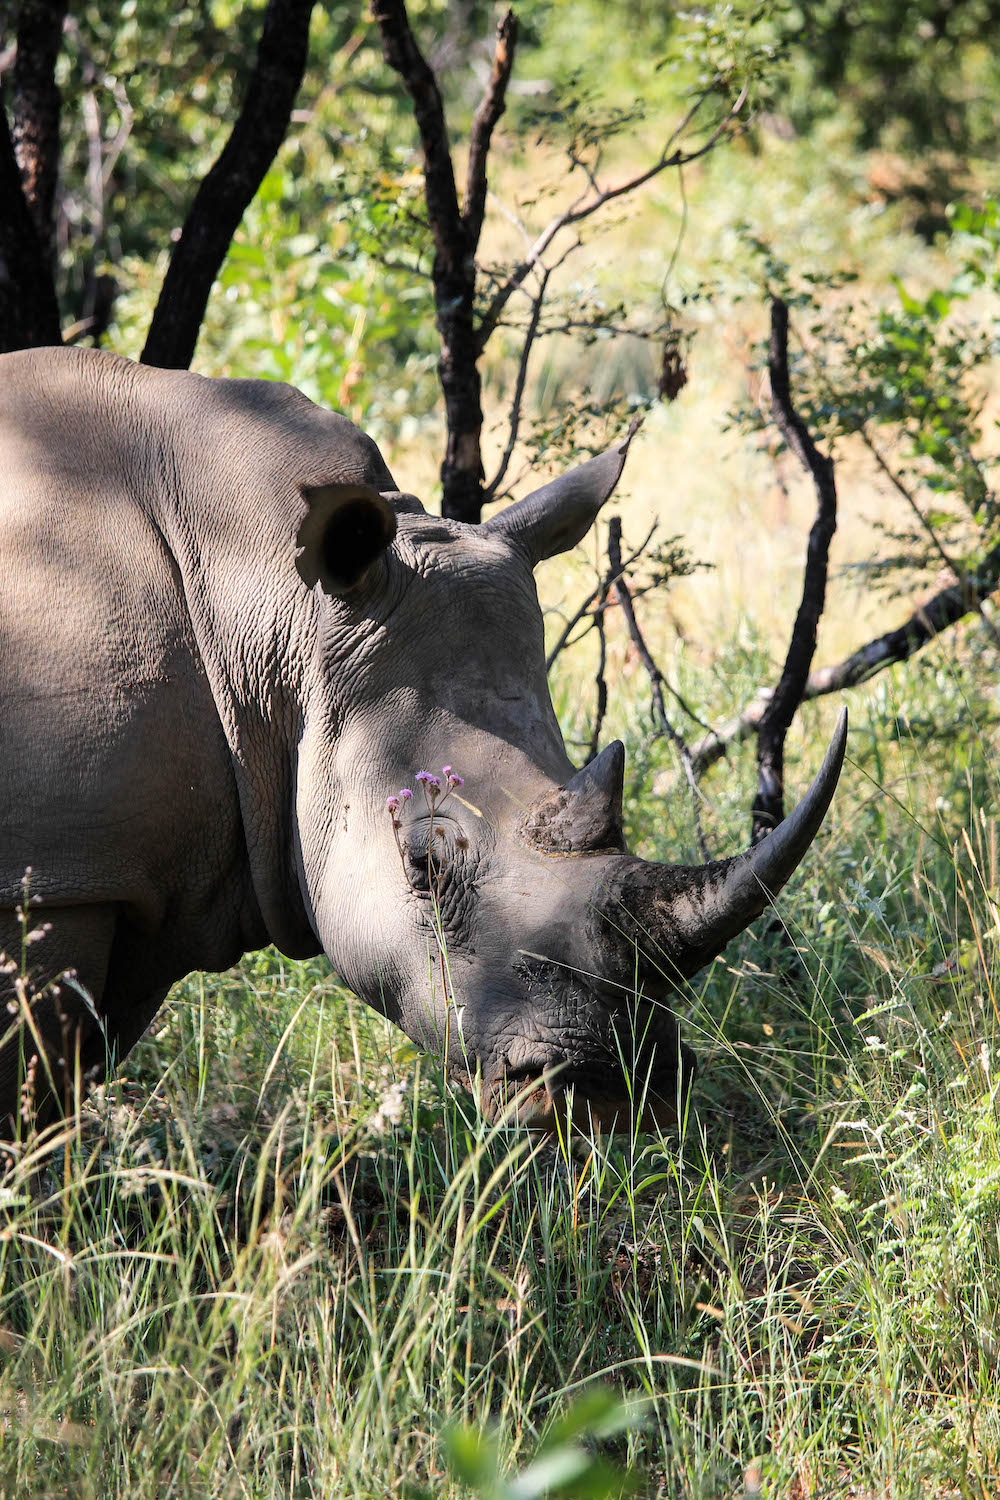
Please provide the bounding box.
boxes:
[479,1045,695,1133]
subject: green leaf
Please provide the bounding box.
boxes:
[442,1423,499,1488]
[541,1390,642,1450]
[505,1445,594,1498]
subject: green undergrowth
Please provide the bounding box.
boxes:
[2,639,1000,1497]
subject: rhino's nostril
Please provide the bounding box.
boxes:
[484,1050,569,1112]
[481,1054,570,1128]
[502,1057,567,1099]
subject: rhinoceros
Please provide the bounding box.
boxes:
[0,345,846,1138]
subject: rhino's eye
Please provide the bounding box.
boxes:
[406,848,435,893]
[404,825,451,896]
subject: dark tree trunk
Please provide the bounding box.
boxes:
[751,298,838,842]
[439,285,485,523]
[141,0,314,370]
[0,95,61,350]
[0,0,65,350]
[372,1,516,523]
[10,0,66,261]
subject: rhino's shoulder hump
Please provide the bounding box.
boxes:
[182,371,399,494]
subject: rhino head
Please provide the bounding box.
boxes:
[290,431,846,1131]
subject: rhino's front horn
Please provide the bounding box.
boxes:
[523,742,627,854]
[602,709,848,985]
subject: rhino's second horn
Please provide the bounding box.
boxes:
[521,741,627,854]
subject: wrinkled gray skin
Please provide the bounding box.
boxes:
[0,346,846,1139]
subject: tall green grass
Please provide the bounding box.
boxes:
[2,636,999,1498]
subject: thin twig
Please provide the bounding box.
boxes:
[661,161,688,303]
[546,524,657,671]
[607,518,710,860]
[485,266,549,499]
[370,252,433,280]
[862,428,966,583]
[860,426,1000,649]
[535,317,668,339]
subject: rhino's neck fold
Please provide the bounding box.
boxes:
[145,374,362,961]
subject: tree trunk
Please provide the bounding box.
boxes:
[0,98,61,350]
[141,0,314,370]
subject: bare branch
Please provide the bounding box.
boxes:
[751,297,838,841]
[859,427,1000,649]
[545,525,657,672]
[141,0,314,370]
[369,251,432,280]
[607,519,710,860]
[862,428,965,582]
[536,317,666,339]
[585,567,611,764]
[101,77,134,193]
[485,266,549,500]
[463,9,517,247]
[691,546,1000,777]
[807,567,1000,690]
[475,85,747,354]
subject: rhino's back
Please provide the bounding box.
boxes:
[0,348,240,922]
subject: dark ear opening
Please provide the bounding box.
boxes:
[295,483,397,594]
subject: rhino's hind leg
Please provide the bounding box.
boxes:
[0,905,117,1140]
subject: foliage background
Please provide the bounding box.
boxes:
[3,0,1000,1494]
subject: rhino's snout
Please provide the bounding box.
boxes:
[467,711,847,1131]
[474,971,696,1133]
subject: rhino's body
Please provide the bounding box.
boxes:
[2,350,384,1080]
[0,346,845,1136]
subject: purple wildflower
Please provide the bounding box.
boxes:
[386,795,400,813]
[447,773,464,788]
[441,765,452,777]
[415,770,433,784]
[399,787,413,802]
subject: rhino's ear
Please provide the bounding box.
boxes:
[484,422,639,565]
[380,489,426,516]
[296,482,397,594]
